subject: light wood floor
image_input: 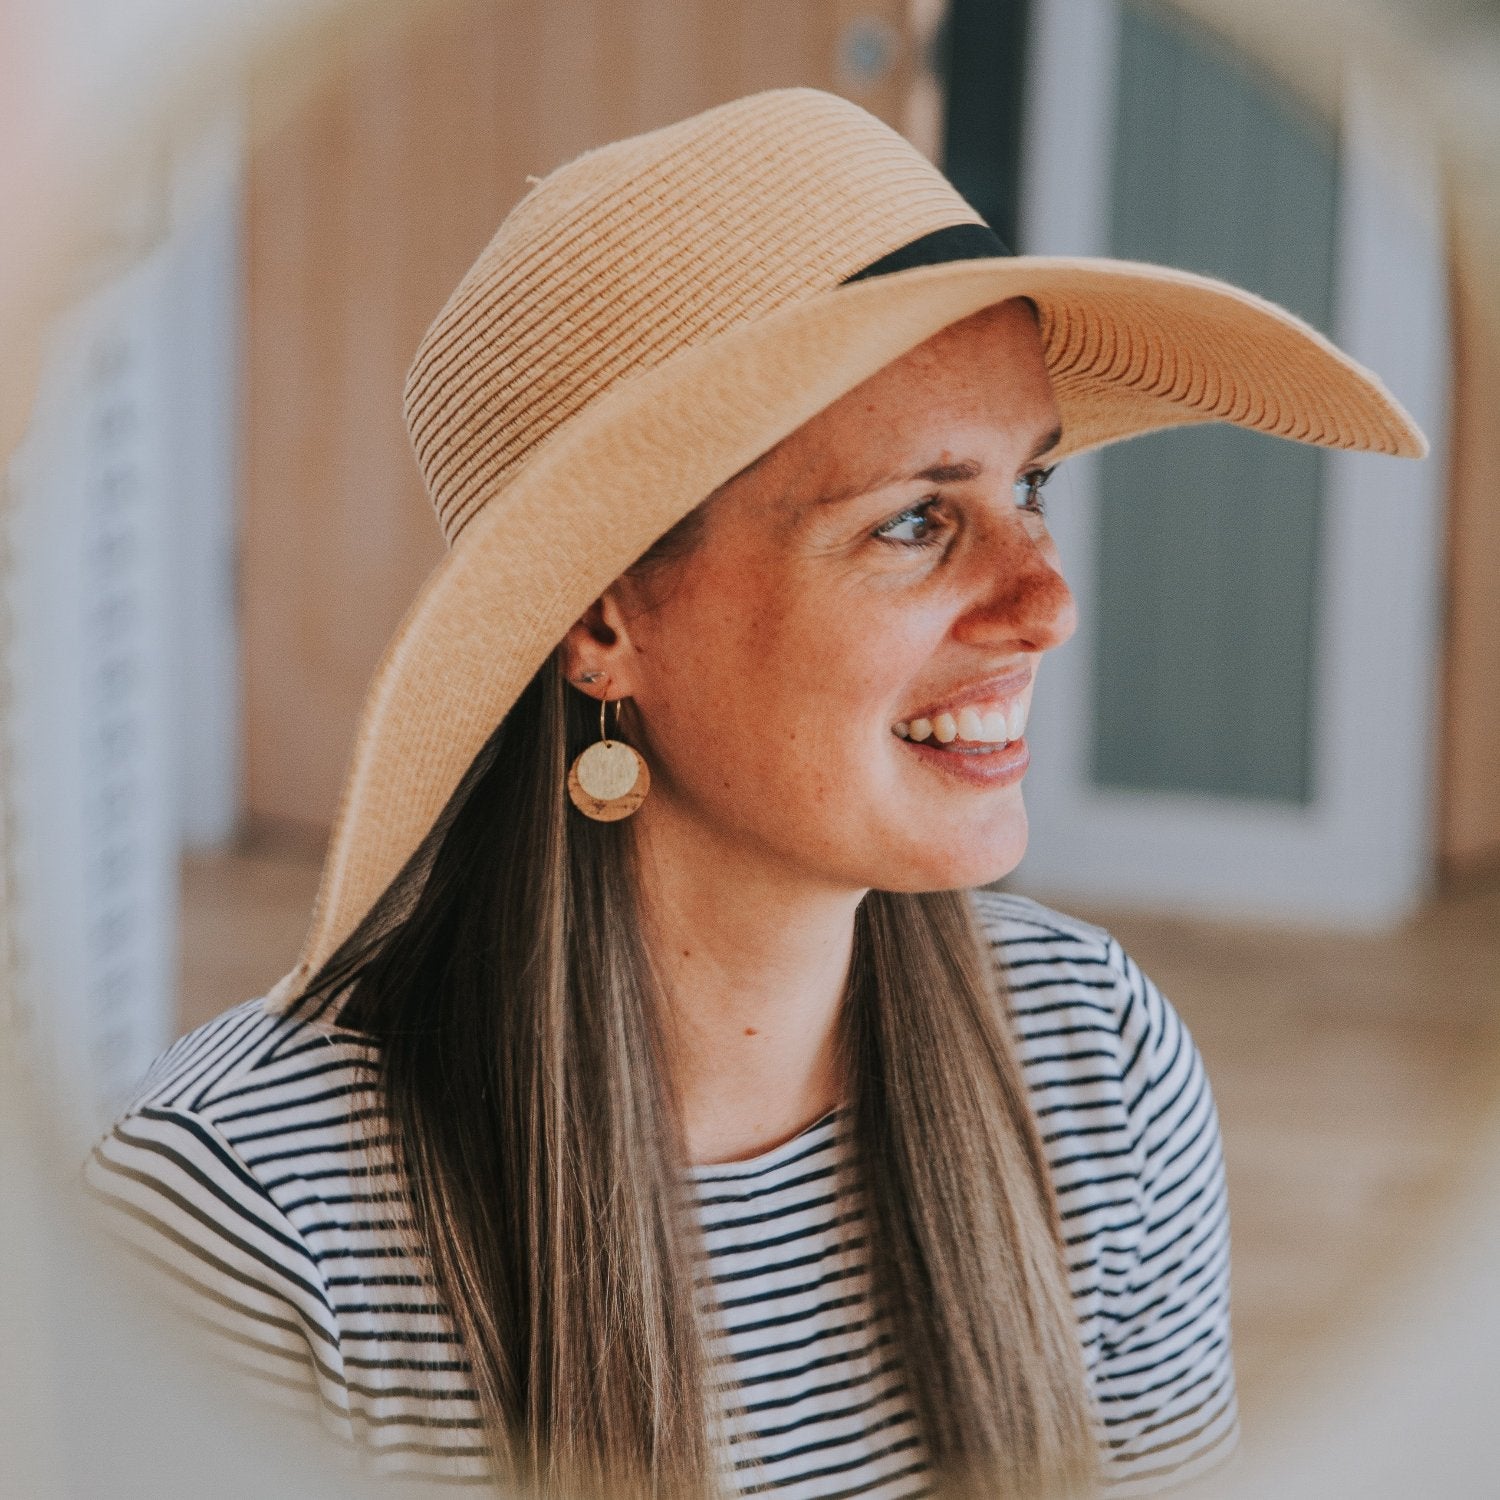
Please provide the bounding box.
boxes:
[180,838,1500,1432]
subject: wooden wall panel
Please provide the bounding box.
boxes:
[240,0,915,838]
[1439,245,1500,877]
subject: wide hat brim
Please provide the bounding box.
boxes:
[264,252,1426,1012]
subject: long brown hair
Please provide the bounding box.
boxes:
[286,504,1099,1499]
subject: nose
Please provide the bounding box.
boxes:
[954,527,1078,655]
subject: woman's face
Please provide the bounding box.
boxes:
[569,297,1076,894]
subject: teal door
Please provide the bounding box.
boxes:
[1093,3,1339,805]
[1011,0,1445,925]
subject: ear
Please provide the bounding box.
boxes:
[558,582,644,698]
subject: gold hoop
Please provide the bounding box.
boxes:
[567,677,651,820]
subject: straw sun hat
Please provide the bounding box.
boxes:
[264,85,1425,1013]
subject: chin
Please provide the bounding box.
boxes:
[880,830,1029,894]
[962,847,1027,890]
[935,804,1028,879]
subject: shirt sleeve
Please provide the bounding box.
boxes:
[1094,939,1240,1494]
[81,1103,356,1445]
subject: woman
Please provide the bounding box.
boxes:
[85,88,1425,1499]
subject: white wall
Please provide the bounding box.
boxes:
[4,108,245,1149]
[6,245,183,1147]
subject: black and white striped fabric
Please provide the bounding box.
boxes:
[84,889,1238,1495]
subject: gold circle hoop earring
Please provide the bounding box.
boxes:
[567,676,651,820]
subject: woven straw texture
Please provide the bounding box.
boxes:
[267,87,1426,1010]
[406,90,983,543]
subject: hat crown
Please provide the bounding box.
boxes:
[403,88,981,543]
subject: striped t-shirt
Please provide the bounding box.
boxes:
[84,889,1238,1495]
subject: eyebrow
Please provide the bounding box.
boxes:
[1027,422,1065,463]
[814,421,1064,507]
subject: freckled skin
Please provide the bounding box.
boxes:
[563,298,1077,898]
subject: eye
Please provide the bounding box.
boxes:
[1014,465,1057,516]
[872,497,948,550]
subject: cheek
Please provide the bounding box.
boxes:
[635,551,954,779]
[759,603,952,777]
[622,515,972,849]
[629,568,809,746]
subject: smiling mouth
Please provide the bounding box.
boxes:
[893,698,1028,748]
[895,724,1030,785]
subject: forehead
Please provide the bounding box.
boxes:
[732,298,1060,509]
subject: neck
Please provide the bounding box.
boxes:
[632,809,863,1167]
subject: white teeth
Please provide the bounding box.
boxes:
[894,699,1029,745]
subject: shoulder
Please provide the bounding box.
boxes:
[967,885,1158,1055]
[81,998,403,1432]
[123,994,381,1124]
[83,996,389,1307]
[970,889,1239,1489]
[968,883,1115,955]
[966,884,1211,1159]
[84,1002,486,1478]
[967,885,1120,1001]
[89,990,392,1236]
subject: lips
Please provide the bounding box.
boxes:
[890,668,1034,788]
[895,668,1032,729]
[900,730,1030,786]
[899,698,1025,744]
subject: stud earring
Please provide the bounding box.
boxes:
[567,677,650,821]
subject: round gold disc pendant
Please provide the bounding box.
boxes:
[567,739,650,820]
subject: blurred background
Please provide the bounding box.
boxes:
[2,0,1498,1493]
